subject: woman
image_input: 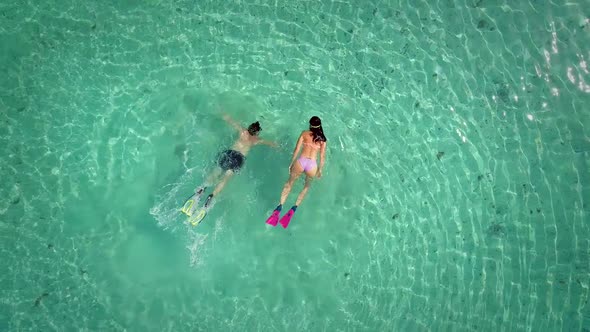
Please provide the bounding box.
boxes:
[266,116,327,228]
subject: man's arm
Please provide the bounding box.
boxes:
[222,113,243,131]
[256,139,279,148]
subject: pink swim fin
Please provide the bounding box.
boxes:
[265,205,282,226]
[279,206,297,228]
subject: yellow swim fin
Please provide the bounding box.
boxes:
[189,208,207,226]
[180,188,205,216]
[181,199,195,216]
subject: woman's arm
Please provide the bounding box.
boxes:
[318,141,327,177]
[290,132,305,166]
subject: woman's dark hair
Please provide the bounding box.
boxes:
[309,116,326,142]
[248,121,261,136]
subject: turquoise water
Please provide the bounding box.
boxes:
[1,0,589,330]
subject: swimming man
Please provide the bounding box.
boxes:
[182,113,277,224]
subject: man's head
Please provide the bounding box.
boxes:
[247,121,261,136]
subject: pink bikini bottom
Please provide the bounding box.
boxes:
[298,157,317,172]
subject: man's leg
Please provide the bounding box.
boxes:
[184,167,223,215]
[204,167,223,187]
[204,170,234,207]
[213,170,234,196]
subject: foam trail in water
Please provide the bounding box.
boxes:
[186,228,208,267]
[150,168,226,266]
[149,165,207,227]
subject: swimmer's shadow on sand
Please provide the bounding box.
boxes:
[486,222,506,238]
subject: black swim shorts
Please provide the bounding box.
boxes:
[218,149,245,171]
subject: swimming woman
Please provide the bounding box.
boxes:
[265,116,327,228]
[182,113,277,225]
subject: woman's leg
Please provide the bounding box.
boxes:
[279,161,304,205]
[294,175,313,206]
[294,168,317,206]
[276,167,316,227]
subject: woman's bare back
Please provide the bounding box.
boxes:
[299,131,322,159]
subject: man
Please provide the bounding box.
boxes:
[181,113,277,225]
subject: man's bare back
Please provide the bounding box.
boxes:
[231,130,261,156]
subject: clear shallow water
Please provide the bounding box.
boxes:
[1,0,589,331]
